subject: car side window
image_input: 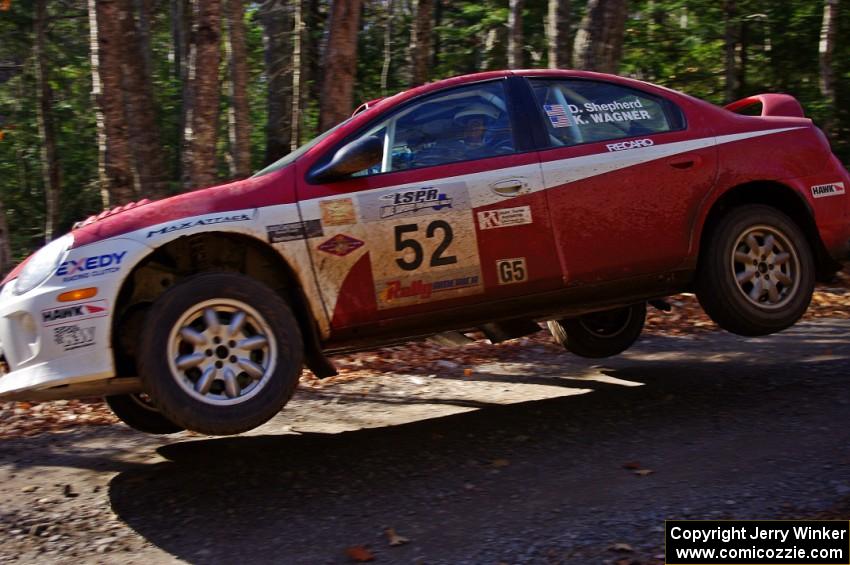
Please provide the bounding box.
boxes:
[529,79,684,148]
[351,80,516,177]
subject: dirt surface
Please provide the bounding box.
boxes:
[2,314,850,564]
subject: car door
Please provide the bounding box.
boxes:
[295,79,562,330]
[526,77,718,283]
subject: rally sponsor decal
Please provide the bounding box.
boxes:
[358,182,470,222]
[146,213,252,238]
[606,138,654,152]
[317,234,365,257]
[376,266,481,309]
[496,258,527,285]
[53,325,95,352]
[811,182,845,198]
[42,300,109,327]
[56,251,127,283]
[543,98,655,128]
[477,206,532,230]
[266,219,323,243]
[320,198,356,226]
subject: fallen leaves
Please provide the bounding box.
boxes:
[385,527,410,546]
[345,545,375,562]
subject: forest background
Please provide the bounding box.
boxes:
[0,0,846,273]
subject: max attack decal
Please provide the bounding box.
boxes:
[320,198,357,226]
[146,214,252,238]
[266,219,323,243]
[317,234,365,257]
[811,182,845,198]
[358,182,471,222]
[42,300,108,327]
[53,325,95,352]
[56,251,126,282]
[477,206,533,230]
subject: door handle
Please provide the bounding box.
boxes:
[490,178,527,196]
[668,155,701,169]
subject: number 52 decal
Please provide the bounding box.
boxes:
[394,220,458,271]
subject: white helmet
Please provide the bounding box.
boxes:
[454,103,500,123]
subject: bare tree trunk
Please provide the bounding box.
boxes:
[409,0,433,86]
[482,27,507,70]
[173,0,192,182]
[259,0,292,164]
[183,0,222,189]
[723,0,737,102]
[291,0,305,150]
[225,0,252,177]
[0,197,12,277]
[572,0,628,73]
[381,0,393,95]
[319,0,362,131]
[547,0,571,69]
[90,0,136,207]
[507,0,523,68]
[119,0,170,199]
[819,0,839,137]
[34,0,61,240]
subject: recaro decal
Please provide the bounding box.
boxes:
[146,213,252,238]
[606,138,655,152]
[811,182,845,198]
[56,252,127,282]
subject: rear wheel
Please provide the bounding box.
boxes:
[695,205,814,336]
[105,393,184,435]
[138,272,304,436]
[548,303,646,358]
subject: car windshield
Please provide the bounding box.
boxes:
[252,118,351,178]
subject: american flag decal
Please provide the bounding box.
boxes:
[543,104,573,128]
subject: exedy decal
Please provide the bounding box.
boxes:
[42,300,109,326]
[147,214,252,238]
[56,251,126,282]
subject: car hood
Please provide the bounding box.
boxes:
[2,167,294,285]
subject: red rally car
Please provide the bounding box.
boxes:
[1,69,848,436]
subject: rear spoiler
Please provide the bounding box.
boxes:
[724,94,805,118]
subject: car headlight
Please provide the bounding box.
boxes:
[13,234,74,296]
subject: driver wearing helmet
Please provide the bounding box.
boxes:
[450,103,511,159]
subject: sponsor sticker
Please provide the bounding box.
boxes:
[811,182,845,198]
[606,138,655,152]
[42,299,108,327]
[317,234,365,257]
[543,97,655,128]
[477,206,533,230]
[375,266,482,309]
[320,198,357,226]
[543,104,574,128]
[358,182,470,222]
[146,213,252,238]
[266,219,323,243]
[53,325,95,352]
[56,251,127,283]
[496,258,527,285]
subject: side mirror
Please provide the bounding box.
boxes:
[309,135,383,183]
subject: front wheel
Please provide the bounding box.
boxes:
[695,205,814,336]
[547,303,646,359]
[138,273,304,436]
[105,393,184,435]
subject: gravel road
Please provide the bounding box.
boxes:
[2,319,850,564]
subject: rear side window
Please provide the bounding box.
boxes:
[529,79,685,148]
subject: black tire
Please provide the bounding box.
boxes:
[105,394,185,435]
[695,204,814,336]
[138,272,304,436]
[547,303,646,359]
